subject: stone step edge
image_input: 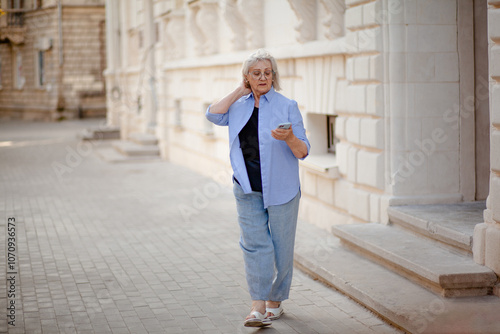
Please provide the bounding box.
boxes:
[79,126,120,141]
[112,141,160,156]
[332,224,496,297]
[95,147,161,163]
[294,222,500,334]
[128,133,158,146]
[388,206,472,254]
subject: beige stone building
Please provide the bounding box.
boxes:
[0,0,106,120]
[104,0,500,331]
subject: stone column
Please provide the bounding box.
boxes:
[473,1,500,289]
[104,0,120,126]
[142,0,157,131]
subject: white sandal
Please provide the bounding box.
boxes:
[266,304,284,320]
[244,311,272,327]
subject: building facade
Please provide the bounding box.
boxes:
[0,0,106,121]
[104,0,500,292]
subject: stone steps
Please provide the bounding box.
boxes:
[112,140,160,157]
[94,132,161,163]
[79,125,120,140]
[388,201,485,254]
[331,223,497,297]
[128,132,158,146]
[294,221,500,334]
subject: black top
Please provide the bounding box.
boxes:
[238,107,262,192]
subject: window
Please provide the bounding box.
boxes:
[327,115,338,154]
[301,113,339,177]
[174,99,182,128]
[13,49,25,89]
[8,0,24,26]
[35,50,45,87]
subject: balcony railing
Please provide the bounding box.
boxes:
[0,9,26,44]
[1,8,25,27]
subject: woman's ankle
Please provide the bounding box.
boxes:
[266,300,281,308]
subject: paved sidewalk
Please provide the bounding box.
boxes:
[0,120,402,334]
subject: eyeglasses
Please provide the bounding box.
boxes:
[250,70,274,80]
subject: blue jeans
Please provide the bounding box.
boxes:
[233,181,301,301]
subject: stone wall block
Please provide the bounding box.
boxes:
[358,27,382,53]
[345,4,363,30]
[414,83,459,118]
[336,142,349,175]
[389,53,406,83]
[370,54,383,82]
[490,45,500,79]
[335,80,348,112]
[347,145,358,182]
[346,57,355,82]
[492,84,500,125]
[369,193,380,223]
[354,56,370,81]
[491,130,500,172]
[348,187,370,221]
[388,0,408,23]
[435,53,459,82]
[344,30,359,53]
[333,179,351,209]
[356,150,384,189]
[488,8,500,41]
[344,85,366,113]
[346,0,368,7]
[335,116,346,140]
[489,174,500,222]
[345,117,361,144]
[407,53,434,82]
[303,170,318,197]
[416,0,456,25]
[418,25,457,53]
[317,177,335,205]
[362,0,381,27]
[366,84,384,116]
[485,225,500,275]
[389,24,405,52]
[360,118,384,149]
[473,223,488,265]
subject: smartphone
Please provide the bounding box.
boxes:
[277,122,291,129]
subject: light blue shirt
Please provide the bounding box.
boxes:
[206,87,310,208]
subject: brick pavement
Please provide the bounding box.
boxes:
[0,120,402,334]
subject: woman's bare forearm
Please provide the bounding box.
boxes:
[209,83,251,114]
[286,135,308,159]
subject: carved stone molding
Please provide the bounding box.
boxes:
[221,0,246,51]
[238,0,264,49]
[287,0,317,43]
[0,26,26,44]
[164,11,186,59]
[319,0,345,40]
[188,0,219,56]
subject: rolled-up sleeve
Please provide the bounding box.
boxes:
[289,101,310,160]
[205,105,229,126]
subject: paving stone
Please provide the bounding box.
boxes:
[0,120,401,334]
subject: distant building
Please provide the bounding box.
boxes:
[0,0,106,121]
[104,0,500,322]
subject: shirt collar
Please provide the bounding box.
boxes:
[244,86,276,103]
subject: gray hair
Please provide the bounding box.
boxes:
[242,49,281,91]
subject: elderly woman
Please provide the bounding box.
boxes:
[206,49,310,327]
